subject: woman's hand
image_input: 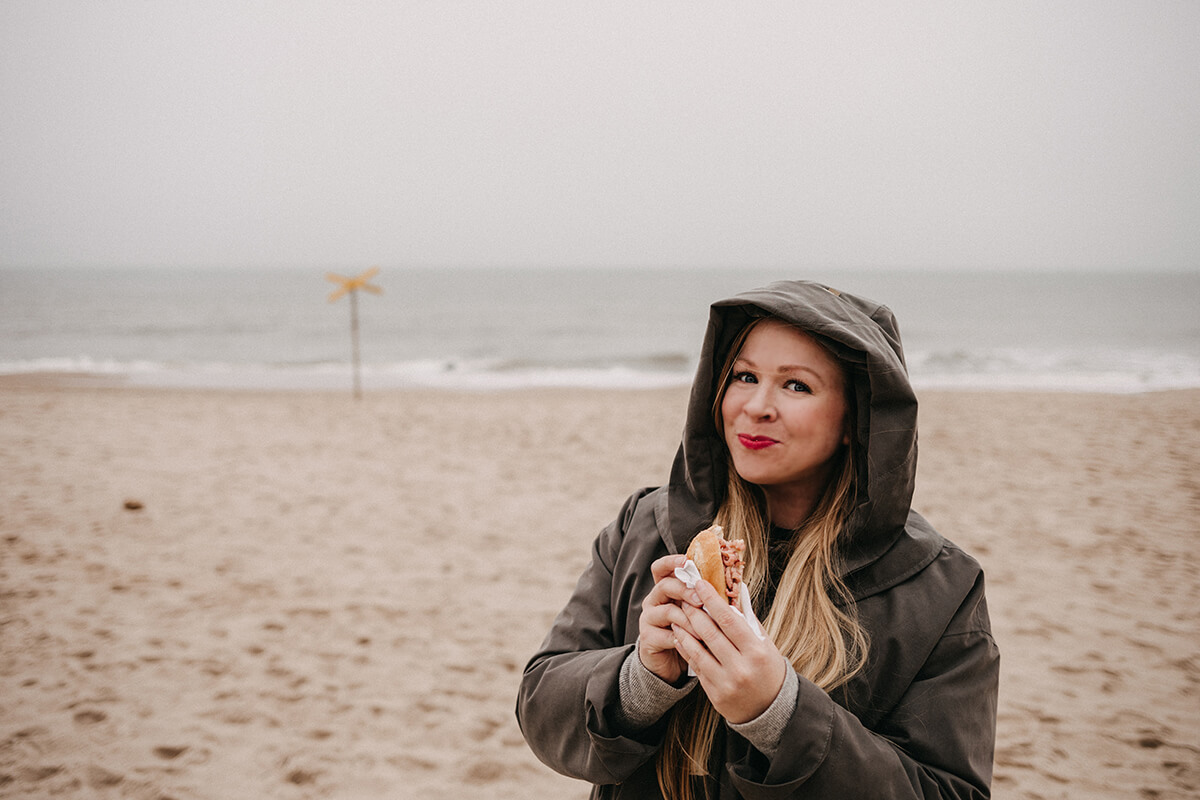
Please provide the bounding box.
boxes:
[673,578,788,724]
[637,554,703,685]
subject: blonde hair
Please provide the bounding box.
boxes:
[656,320,868,800]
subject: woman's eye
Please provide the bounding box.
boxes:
[732,371,757,385]
[785,379,812,393]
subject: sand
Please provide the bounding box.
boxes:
[1,381,1197,799]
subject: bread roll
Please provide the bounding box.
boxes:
[686,524,745,611]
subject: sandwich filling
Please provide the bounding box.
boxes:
[719,538,746,603]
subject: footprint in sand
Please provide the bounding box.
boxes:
[464,760,507,784]
[463,759,533,784]
[20,765,63,782]
[285,768,320,785]
[469,717,503,742]
[85,765,123,788]
[152,746,188,760]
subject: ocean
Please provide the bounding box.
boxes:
[1,267,1197,393]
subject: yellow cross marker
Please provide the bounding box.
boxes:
[327,265,383,302]
[326,267,383,399]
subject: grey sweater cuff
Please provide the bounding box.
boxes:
[614,647,698,730]
[727,663,800,759]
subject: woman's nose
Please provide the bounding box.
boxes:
[743,385,776,420]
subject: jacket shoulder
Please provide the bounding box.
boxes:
[593,486,667,567]
[863,514,992,642]
[847,510,988,607]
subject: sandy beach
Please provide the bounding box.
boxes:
[1,381,1196,799]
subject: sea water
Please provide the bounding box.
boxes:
[0,266,1197,392]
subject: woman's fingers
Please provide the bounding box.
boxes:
[674,581,788,723]
[638,597,688,683]
[643,555,787,721]
[636,554,703,684]
[641,594,691,633]
[670,620,712,670]
[650,554,688,581]
[679,595,739,664]
[645,555,703,608]
[640,625,682,664]
[687,579,753,645]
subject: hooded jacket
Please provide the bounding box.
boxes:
[517,280,999,799]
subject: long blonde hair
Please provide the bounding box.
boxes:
[656,320,868,800]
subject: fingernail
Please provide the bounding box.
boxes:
[688,592,702,606]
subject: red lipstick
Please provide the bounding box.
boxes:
[737,434,777,451]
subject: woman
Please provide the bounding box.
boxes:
[516,280,999,799]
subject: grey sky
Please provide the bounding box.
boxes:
[2,1,1197,271]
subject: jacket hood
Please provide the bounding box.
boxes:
[663,279,938,594]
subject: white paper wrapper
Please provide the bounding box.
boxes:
[673,559,766,676]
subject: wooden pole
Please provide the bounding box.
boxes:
[326,267,379,400]
[350,289,362,400]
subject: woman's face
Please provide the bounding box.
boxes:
[720,320,849,526]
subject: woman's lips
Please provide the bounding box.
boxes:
[737,434,778,451]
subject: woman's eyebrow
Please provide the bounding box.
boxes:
[734,356,825,382]
[780,364,822,377]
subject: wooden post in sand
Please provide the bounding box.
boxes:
[326,267,383,400]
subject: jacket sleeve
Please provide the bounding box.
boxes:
[728,568,1000,800]
[515,489,668,785]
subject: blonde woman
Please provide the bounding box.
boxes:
[517,281,999,799]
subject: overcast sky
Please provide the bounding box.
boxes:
[2,1,1197,271]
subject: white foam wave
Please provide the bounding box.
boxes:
[906,347,1200,394]
[2,348,1198,393]
[0,356,694,391]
